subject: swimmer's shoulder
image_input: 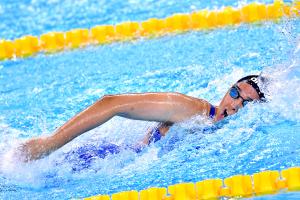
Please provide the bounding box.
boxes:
[194,98,212,116]
[157,92,213,118]
[173,93,212,116]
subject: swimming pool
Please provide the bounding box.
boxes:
[1,0,300,199]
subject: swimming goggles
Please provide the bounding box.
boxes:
[229,85,253,107]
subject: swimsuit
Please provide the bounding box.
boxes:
[209,104,216,119]
[149,104,216,143]
[148,126,162,144]
[65,104,216,171]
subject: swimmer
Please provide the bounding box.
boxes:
[17,75,266,161]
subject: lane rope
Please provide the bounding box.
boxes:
[0,0,299,60]
[2,1,300,199]
[83,167,300,200]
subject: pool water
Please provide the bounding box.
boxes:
[1,0,300,199]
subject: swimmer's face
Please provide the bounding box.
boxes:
[217,82,260,121]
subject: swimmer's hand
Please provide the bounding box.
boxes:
[16,137,52,162]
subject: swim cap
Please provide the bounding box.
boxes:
[237,75,265,100]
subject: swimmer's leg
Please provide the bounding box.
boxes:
[64,143,122,171]
[19,92,209,161]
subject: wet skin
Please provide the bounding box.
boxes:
[17,82,261,161]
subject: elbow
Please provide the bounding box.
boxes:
[101,94,115,100]
[95,94,121,113]
[97,94,116,104]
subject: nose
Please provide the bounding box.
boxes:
[231,98,243,112]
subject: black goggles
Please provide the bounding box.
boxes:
[229,85,253,107]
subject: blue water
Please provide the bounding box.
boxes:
[1,0,300,199]
[0,0,277,40]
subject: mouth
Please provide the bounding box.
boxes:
[217,109,228,121]
[223,109,228,118]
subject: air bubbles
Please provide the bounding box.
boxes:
[260,61,300,121]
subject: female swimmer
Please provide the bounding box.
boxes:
[17,75,266,161]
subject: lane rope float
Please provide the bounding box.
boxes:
[83,166,300,200]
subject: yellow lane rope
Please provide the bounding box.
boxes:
[0,0,299,60]
[83,166,300,200]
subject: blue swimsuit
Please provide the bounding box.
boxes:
[150,104,216,140]
[65,105,216,171]
[209,104,216,119]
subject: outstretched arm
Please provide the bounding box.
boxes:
[18,92,211,161]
